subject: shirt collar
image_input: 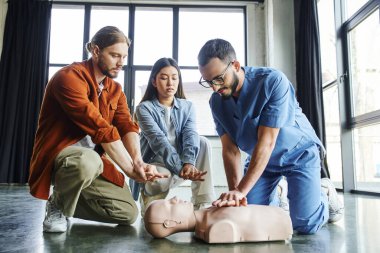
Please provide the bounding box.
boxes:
[152,97,179,110]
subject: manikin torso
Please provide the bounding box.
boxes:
[194,205,293,243]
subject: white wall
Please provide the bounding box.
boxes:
[265,0,296,85]
[246,3,266,67]
[207,136,248,187]
[272,0,296,85]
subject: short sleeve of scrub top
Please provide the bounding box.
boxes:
[259,71,294,129]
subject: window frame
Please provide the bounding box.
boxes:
[341,0,380,129]
[49,2,247,114]
[333,0,380,194]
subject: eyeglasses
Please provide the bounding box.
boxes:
[199,62,233,88]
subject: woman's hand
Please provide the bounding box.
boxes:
[179,163,207,181]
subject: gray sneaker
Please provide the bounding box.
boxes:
[321,178,344,223]
[277,178,289,213]
[43,197,67,233]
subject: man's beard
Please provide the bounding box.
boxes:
[221,72,239,100]
[98,56,118,79]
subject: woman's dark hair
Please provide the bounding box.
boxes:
[139,57,186,103]
[85,26,130,53]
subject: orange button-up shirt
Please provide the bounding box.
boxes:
[29,59,139,200]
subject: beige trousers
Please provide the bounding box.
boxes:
[143,136,215,205]
[52,146,138,225]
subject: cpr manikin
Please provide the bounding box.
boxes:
[144,196,293,243]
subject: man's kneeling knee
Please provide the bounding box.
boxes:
[113,201,138,225]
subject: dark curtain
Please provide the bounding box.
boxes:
[0,0,51,183]
[294,0,330,178]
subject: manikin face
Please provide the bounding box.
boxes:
[199,58,240,99]
[161,196,193,218]
[95,42,129,79]
[145,196,193,224]
[144,196,194,238]
[153,66,179,102]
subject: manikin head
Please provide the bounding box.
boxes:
[144,196,195,238]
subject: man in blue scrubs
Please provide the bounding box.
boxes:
[197,39,343,234]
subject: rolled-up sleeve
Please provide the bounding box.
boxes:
[92,126,121,143]
[112,91,139,137]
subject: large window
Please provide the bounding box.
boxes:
[134,7,173,65]
[176,8,245,135]
[348,9,380,117]
[353,124,380,192]
[48,3,246,136]
[178,8,245,66]
[318,0,338,85]
[318,0,380,194]
[346,0,372,18]
[344,3,380,193]
[49,5,84,79]
[322,84,343,188]
[89,6,129,40]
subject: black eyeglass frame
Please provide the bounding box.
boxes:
[198,61,233,88]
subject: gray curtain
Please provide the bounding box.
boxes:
[294,0,330,178]
[0,0,52,183]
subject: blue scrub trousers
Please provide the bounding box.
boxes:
[245,144,329,234]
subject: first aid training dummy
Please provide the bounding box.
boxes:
[144,196,293,243]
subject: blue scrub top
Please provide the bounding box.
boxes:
[210,67,324,170]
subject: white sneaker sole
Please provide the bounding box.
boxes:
[43,220,67,233]
[328,211,343,223]
[321,178,344,223]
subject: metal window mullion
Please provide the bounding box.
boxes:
[126,5,136,113]
[82,4,91,61]
[335,0,355,193]
[243,5,247,65]
[173,7,179,62]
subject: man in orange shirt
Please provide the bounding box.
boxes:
[29,26,165,233]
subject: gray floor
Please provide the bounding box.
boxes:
[1,185,380,253]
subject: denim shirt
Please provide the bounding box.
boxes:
[130,98,200,200]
